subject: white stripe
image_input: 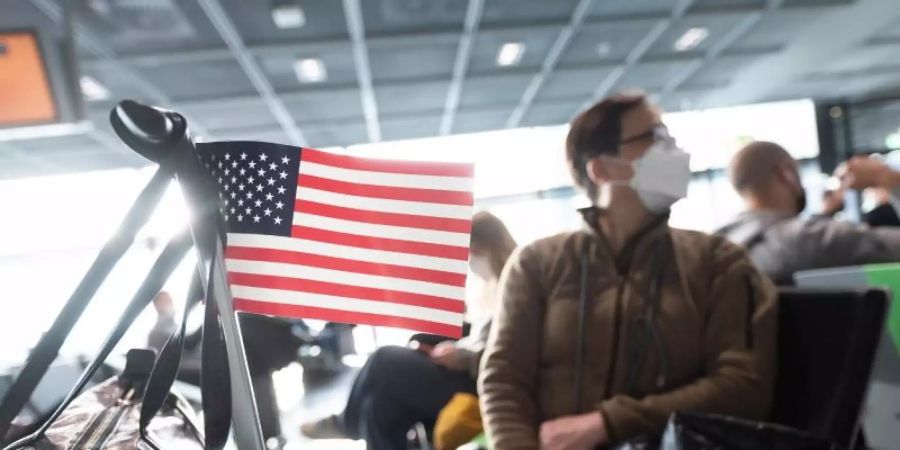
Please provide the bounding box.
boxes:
[293,213,469,247]
[226,259,466,300]
[231,285,464,326]
[300,161,473,192]
[297,186,472,220]
[227,233,469,273]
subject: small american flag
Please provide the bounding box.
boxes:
[197,141,474,337]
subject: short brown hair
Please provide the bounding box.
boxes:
[729,141,796,194]
[566,93,646,193]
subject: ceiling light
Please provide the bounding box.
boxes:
[496,42,525,67]
[673,27,708,52]
[79,75,110,101]
[293,58,327,83]
[596,41,612,57]
[271,3,306,29]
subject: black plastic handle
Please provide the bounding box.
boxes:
[110,100,188,163]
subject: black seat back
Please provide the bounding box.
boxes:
[772,288,889,446]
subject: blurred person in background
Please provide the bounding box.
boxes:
[716,141,900,285]
[147,291,176,353]
[300,211,517,450]
[478,93,777,450]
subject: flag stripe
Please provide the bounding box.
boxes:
[226,246,467,287]
[298,175,473,206]
[291,227,470,260]
[226,259,466,300]
[233,299,462,337]
[293,212,470,247]
[227,233,468,273]
[297,187,471,220]
[294,199,472,234]
[231,285,463,325]
[228,272,466,313]
[299,161,472,192]
[302,148,474,178]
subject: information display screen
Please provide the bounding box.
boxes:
[0,31,58,127]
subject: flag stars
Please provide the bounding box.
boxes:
[267,178,275,186]
[237,214,243,222]
[230,192,237,199]
[260,153,268,162]
[265,193,274,201]
[231,161,237,168]
[274,216,283,225]
[279,171,288,179]
[230,207,236,214]
[275,201,284,210]
[239,168,246,176]
[238,199,244,206]
[277,186,286,195]
[246,191,253,199]
[253,215,261,223]
[231,176,237,184]
[264,208,272,216]
[254,199,262,207]
[238,183,245,191]
[224,168,230,176]
[240,152,247,160]
[268,162,277,171]
[258,168,266,177]
[224,153,231,160]
[249,161,257,169]
[248,176,255,184]
[245,207,252,215]
[256,184,264,192]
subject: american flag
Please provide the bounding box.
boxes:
[197,141,474,337]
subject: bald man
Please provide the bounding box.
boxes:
[716,141,900,284]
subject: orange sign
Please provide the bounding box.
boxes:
[0,31,58,126]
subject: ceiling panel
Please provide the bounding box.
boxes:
[782,0,854,6]
[361,0,466,35]
[304,123,369,148]
[680,54,762,90]
[867,12,900,42]
[480,0,579,26]
[689,0,765,12]
[469,25,560,74]
[539,66,618,101]
[459,73,533,108]
[645,12,749,59]
[257,44,359,90]
[214,128,292,146]
[728,8,828,53]
[521,100,582,127]
[560,18,662,67]
[823,42,900,74]
[616,58,701,92]
[452,108,513,134]
[71,0,224,55]
[590,0,676,19]
[375,80,450,115]
[12,134,101,153]
[220,0,349,44]
[181,100,277,132]
[380,114,442,141]
[136,59,256,101]
[282,88,365,124]
[369,41,458,82]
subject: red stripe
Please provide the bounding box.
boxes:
[298,175,473,206]
[302,148,474,178]
[226,246,467,287]
[294,199,472,233]
[291,226,470,260]
[233,298,462,338]
[228,272,465,313]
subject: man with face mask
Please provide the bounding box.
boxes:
[716,141,900,285]
[479,93,778,449]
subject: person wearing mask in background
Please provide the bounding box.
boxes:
[300,211,517,450]
[716,141,900,285]
[479,93,777,450]
[147,291,176,353]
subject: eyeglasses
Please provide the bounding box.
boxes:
[619,125,673,146]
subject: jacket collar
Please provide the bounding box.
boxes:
[578,206,670,275]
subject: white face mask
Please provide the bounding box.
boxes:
[603,139,692,213]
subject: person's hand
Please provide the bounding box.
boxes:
[430,341,461,369]
[821,188,845,216]
[539,412,607,450]
[836,156,900,190]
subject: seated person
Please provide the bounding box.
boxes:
[478,93,777,449]
[147,291,177,353]
[300,211,517,450]
[716,141,900,284]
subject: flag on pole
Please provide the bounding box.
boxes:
[197,142,474,337]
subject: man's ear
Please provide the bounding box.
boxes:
[586,157,610,186]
